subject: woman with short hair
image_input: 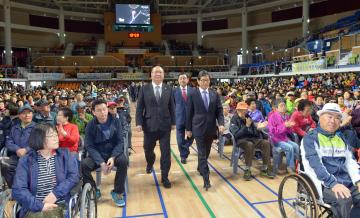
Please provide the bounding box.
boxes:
[56,107,80,153]
[12,123,80,218]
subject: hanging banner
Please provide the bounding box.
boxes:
[27,73,65,80]
[77,73,112,79]
[116,73,149,80]
[292,59,325,72]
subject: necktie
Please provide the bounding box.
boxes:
[155,86,161,102]
[202,90,208,110]
[182,88,187,102]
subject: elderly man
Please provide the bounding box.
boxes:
[302,103,360,218]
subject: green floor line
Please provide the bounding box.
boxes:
[170,148,216,218]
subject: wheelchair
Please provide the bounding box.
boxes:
[79,126,130,193]
[277,141,334,218]
[12,180,97,218]
[0,147,12,218]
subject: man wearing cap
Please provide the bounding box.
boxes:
[230,102,275,181]
[72,101,93,138]
[285,91,296,115]
[302,103,360,218]
[33,99,57,126]
[71,93,84,114]
[0,105,36,188]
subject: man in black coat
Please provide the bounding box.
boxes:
[186,70,224,191]
[135,65,175,188]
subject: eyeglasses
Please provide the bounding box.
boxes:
[46,134,58,138]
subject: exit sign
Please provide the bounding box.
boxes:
[128,32,141,38]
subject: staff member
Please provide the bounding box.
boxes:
[136,65,175,189]
[186,70,224,191]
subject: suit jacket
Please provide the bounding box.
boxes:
[136,83,175,132]
[186,88,224,137]
[173,86,194,128]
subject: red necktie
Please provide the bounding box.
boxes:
[182,88,187,102]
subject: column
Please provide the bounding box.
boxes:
[302,0,309,38]
[4,0,12,65]
[59,6,65,46]
[242,7,248,64]
[197,11,202,46]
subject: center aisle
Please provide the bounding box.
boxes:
[96,102,287,218]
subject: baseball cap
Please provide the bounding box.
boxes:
[76,101,87,110]
[18,105,34,114]
[236,102,248,110]
[107,101,117,107]
[316,103,343,120]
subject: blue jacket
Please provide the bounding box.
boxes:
[85,114,125,165]
[6,122,36,155]
[173,86,193,128]
[33,112,57,126]
[0,116,12,148]
[12,148,80,217]
[302,127,360,188]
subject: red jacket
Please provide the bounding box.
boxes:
[58,123,79,152]
[290,110,316,137]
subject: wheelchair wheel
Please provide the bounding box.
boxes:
[80,183,97,218]
[278,174,319,218]
[0,189,14,218]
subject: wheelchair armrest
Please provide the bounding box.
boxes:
[0,147,8,157]
[70,181,83,197]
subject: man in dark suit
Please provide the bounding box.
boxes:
[136,65,175,188]
[186,70,224,191]
[173,72,194,164]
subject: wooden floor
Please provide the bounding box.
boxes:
[97,104,296,218]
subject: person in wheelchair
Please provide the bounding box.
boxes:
[12,123,80,218]
[230,102,275,181]
[0,105,36,188]
[302,103,360,218]
[81,99,128,207]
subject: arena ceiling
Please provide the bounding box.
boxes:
[12,0,300,16]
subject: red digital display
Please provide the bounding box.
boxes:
[128,32,141,38]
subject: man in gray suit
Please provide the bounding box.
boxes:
[136,65,175,188]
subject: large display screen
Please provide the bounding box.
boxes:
[115,4,150,25]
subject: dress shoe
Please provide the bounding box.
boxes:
[161,178,172,189]
[203,176,211,191]
[146,167,153,174]
[181,158,187,164]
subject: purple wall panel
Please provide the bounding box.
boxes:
[272,0,360,22]
[29,15,104,34]
[162,19,228,34]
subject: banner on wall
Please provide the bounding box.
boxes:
[77,73,112,79]
[116,73,149,80]
[27,73,65,80]
[117,49,148,54]
[292,59,325,72]
[208,72,237,78]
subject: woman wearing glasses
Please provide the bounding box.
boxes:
[12,123,79,218]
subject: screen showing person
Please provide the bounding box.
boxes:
[115,4,150,25]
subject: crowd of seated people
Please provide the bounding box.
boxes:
[0,82,133,216]
[0,70,359,216]
[0,66,19,78]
